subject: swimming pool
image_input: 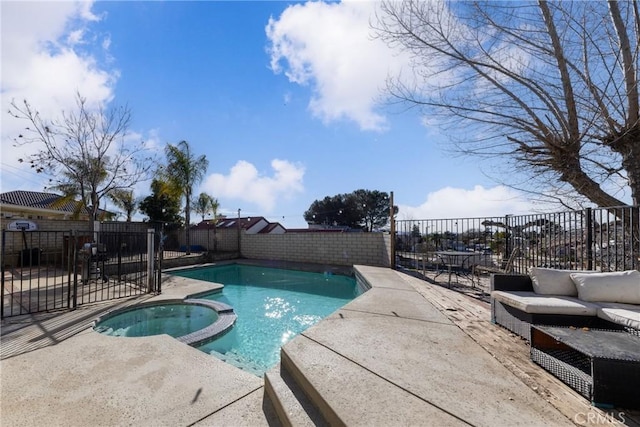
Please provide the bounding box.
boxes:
[171,264,360,375]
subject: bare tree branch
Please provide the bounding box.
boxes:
[373,0,639,208]
[9,92,154,225]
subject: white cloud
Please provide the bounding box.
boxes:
[398,186,537,220]
[204,159,305,212]
[1,1,117,192]
[266,1,410,132]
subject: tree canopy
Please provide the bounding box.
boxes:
[9,93,153,226]
[108,189,137,222]
[374,1,640,209]
[304,189,395,231]
[138,179,183,230]
[193,192,219,222]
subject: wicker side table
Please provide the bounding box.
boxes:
[531,325,640,409]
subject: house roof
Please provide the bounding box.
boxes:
[258,222,285,234]
[193,216,286,234]
[1,190,98,216]
[216,216,266,230]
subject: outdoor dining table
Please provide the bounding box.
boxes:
[434,251,477,286]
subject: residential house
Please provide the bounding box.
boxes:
[0,190,109,220]
[193,216,286,234]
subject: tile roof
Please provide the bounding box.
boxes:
[0,190,90,215]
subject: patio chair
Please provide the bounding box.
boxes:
[472,247,519,278]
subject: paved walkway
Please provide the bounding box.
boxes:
[1,263,580,426]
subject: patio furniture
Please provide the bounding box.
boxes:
[434,251,476,286]
[472,247,519,279]
[491,269,640,341]
[531,325,640,409]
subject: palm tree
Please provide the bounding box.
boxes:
[163,141,209,254]
[108,189,137,222]
[47,156,109,222]
[194,193,215,222]
[210,197,220,251]
[193,192,220,251]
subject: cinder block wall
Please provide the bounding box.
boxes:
[0,218,91,255]
[241,232,391,267]
[188,228,239,252]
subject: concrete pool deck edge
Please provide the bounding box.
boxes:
[262,264,574,426]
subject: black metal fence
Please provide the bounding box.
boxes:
[395,205,640,275]
[1,229,156,318]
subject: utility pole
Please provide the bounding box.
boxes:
[237,208,241,256]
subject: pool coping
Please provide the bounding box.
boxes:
[177,299,237,346]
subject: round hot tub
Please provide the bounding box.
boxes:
[93,299,236,346]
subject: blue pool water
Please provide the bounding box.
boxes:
[171,264,360,375]
[94,302,219,338]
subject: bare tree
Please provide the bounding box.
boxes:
[9,93,153,227]
[373,1,640,209]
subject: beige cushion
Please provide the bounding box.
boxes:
[571,270,640,304]
[529,267,597,296]
[595,302,640,331]
[491,291,598,316]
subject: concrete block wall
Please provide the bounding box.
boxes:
[2,218,392,268]
[0,218,91,256]
[241,232,391,267]
[187,228,238,252]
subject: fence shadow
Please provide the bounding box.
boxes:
[0,294,154,360]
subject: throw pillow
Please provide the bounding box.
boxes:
[529,267,591,296]
[570,270,640,304]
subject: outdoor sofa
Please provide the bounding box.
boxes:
[491,268,640,341]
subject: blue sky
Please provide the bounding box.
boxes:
[1,1,538,228]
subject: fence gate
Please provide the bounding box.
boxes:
[2,228,157,319]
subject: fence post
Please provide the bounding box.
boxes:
[71,230,79,309]
[504,214,512,261]
[585,207,593,270]
[1,230,5,319]
[147,229,155,293]
[390,191,396,269]
[636,206,640,271]
[156,229,164,294]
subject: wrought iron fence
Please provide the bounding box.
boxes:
[1,229,155,318]
[394,206,640,275]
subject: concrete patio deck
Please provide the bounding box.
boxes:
[1,263,635,426]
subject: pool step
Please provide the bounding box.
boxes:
[276,339,344,426]
[264,364,327,427]
[274,333,461,426]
